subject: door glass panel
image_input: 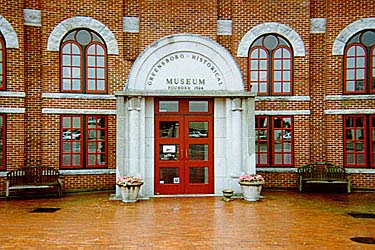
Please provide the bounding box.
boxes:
[159,101,179,112]
[189,167,208,184]
[160,144,179,160]
[189,144,208,160]
[160,168,179,184]
[189,101,208,112]
[160,122,179,138]
[189,122,208,138]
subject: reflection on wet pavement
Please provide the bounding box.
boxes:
[0,190,374,249]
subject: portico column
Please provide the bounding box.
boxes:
[231,98,243,176]
[115,96,126,197]
[127,96,142,176]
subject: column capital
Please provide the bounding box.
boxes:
[231,98,243,111]
[128,96,142,111]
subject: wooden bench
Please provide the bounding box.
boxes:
[6,166,62,198]
[297,162,351,193]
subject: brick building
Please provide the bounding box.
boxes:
[0,0,374,197]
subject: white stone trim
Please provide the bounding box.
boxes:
[47,16,119,54]
[310,18,326,34]
[333,18,375,55]
[59,169,116,175]
[346,168,375,174]
[325,109,375,115]
[237,22,306,57]
[258,167,375,174]
[0,92,25,98]
[217,20,232,35]
[42,93,116,100]
[0,108,25,113]
[117,90,254,98]
[257,167,298,173]
[24,9,41,27]
[256,96,310,101]
[326,95,375,101]
[126,33,244,92]
[255,110,310,115]
[0,16,19,48]
[42,108,116,115]
[123,17,139,33]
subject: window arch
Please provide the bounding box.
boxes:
[248,34,293,95]
[0,33,5,90]
[60,29,107,93]
[344,30,375,94]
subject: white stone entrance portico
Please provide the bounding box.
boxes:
[116,34,256,197]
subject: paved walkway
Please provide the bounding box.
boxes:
[0,190,375,249]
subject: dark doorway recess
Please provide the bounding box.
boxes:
[30,208,61,213]
[350,237,375,244]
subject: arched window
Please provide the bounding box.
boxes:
[248,34,293,95]
[0,33,5,90]
[60,29,107,93]
[344,30,375,94]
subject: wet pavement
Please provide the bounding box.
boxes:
[0,190,375,249]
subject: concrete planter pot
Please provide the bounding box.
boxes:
[239,181,264,202]
[119,183,143,203]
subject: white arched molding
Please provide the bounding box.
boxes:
[0,16,19,48]
[332,18,375,56]
[237,22,305,57]
[127,33,244,92]
[47,16,119,54]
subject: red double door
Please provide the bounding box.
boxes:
[154,99,214,194]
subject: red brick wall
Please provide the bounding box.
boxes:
[1,0,375,194]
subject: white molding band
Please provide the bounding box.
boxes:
[42,108,117,115]
[47,16,119,54]
[255,110,310,116]
[326,95,375,101]
[0,92,25,98]
[59,169,116,175]
[333,18,375,56]
[346,168,375,174]
[237,22,306,57]
[257,167,298,173]
[0,15,19,48]
[325,109,375,115]
[42,93,116,100]
[256,96,310,101]
[3,168,375,176]
[0,108,25,113]
[257,167,375,174]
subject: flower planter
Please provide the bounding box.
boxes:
[239,181,264,202]
[222,189,235,202]
[119,183,143,203]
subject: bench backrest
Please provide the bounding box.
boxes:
[6,166,60,185]
[298,162,347,180]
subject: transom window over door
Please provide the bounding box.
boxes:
[60,29,107,93]
[248,34,293,95]
[344,30,375,94]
